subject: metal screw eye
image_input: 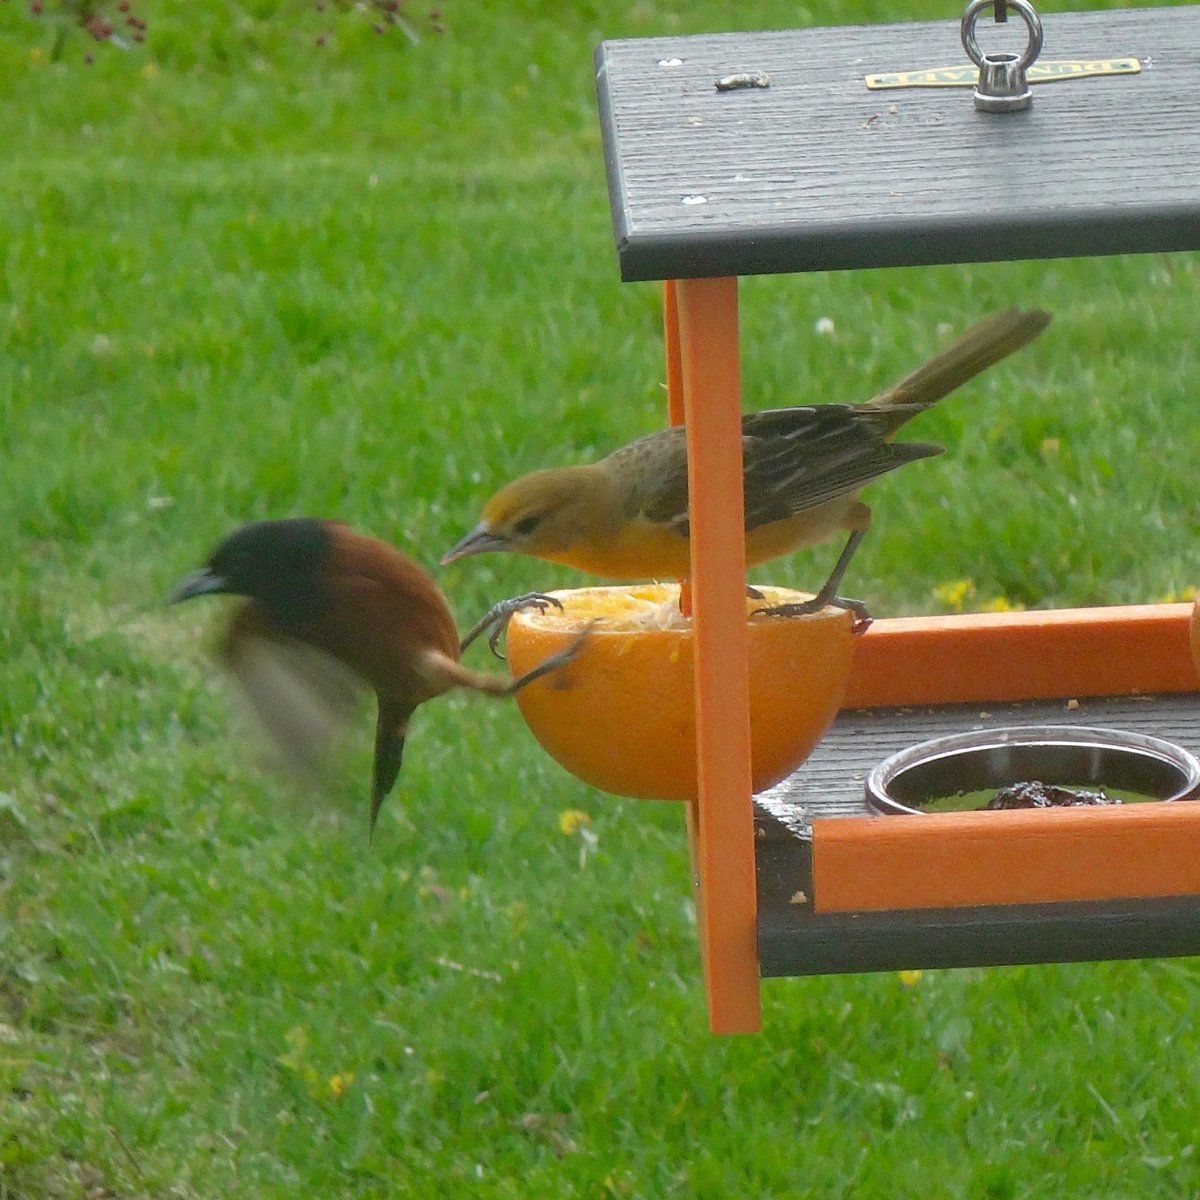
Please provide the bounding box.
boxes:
[961,0,1044,112]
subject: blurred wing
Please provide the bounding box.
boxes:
[218,610,364,776]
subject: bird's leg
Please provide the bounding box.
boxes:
[753,529,873,634]
[504,622,597,694]
[459,592,564,659]
[420,622,595,699]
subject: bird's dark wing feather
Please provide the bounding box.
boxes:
[611,408,940,536]
[608,427,692,532]
[739,406,941,531]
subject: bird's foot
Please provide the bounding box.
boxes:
[754,594,873,635]
[460,592,564,659]
[508,620,598,693]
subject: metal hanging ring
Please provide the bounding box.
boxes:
[961,0,1043,70]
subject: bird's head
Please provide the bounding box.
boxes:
[441,466,607,566]
[168,518,334,623]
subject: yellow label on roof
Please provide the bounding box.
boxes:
[866,58,1140,89]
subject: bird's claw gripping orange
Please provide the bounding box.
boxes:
[460,592,566,660]
[754,594,873,635]
[509,618,597,692]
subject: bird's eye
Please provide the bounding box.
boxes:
[513,514,541,537]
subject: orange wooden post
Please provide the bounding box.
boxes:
[663,281,692,619]
[668,276,760,1034]
[663,281,703,899]
[663,280,685,427]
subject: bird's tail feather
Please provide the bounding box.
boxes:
[863,307,1051,433]
[371,705,412,834]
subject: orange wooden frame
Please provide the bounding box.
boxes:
[844,603,1197,709]
[661,276,1200,1035]
[664,278,760,1035]
[815,602,1200,914]
[814,801,1200,913]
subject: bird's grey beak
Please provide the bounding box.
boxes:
[440,525,510,565]
[167,567,231,605]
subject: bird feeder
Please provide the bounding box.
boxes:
[593,2,1200,1033]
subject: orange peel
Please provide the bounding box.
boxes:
[505,584,855,801]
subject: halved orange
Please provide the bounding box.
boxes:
[506,584,855,801]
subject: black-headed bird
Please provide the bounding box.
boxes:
[171,518,581,831]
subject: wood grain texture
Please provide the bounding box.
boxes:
[595,6,1200,279]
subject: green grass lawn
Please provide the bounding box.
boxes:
[2,1,1199,1195]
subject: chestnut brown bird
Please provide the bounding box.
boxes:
[442,308,1051,614]
[170,518,582,831]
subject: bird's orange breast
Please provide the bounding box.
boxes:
[538,517,693,580]
[743,496,868,566]
[531,499,863,580]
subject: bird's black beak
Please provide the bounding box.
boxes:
[167,566,231,605]
[440,525,510,565]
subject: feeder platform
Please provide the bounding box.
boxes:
[594,3,1200,1034]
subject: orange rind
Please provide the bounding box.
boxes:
[506,584,855,801]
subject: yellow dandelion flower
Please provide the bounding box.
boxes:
[980,595,1026,613]
[898,969,922,987]
[1157,586,1196,604]
[559,809,591,836]
[933,579,974,612]
[328,1072,355,1099]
